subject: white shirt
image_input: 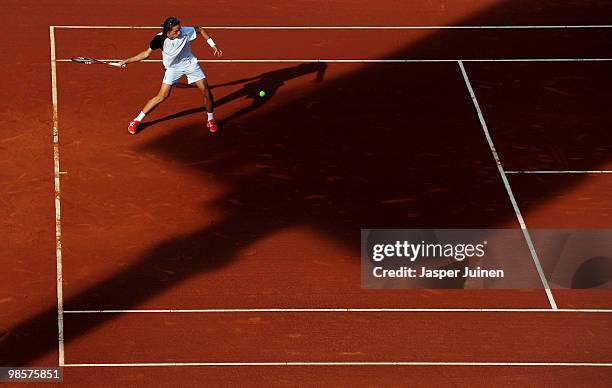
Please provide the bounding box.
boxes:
[150,26,198,70]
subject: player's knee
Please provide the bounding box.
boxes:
[198,82,210,93]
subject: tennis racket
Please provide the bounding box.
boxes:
[71,56,125,68]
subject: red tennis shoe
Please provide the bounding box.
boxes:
[207,120,218,133]
[127,120,140,135]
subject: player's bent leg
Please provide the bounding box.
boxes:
[193,79,218,133]
[193,79,214,111]
[128,83,173,135]
[143,83,173,114]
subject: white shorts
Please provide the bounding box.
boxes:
[162,63,206,85]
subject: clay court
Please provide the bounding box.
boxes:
[1,0,612,386]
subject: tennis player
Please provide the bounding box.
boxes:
[119,17,223,134]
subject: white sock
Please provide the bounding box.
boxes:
[207,112,214,121]
[134,111,146,122]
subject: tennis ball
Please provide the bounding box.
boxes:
[259,90,266,98]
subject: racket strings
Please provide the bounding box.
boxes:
[72,56,97,64]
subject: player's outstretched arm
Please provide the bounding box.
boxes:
[196,27,223,56]
[119,48,153,68]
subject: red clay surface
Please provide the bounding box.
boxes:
[63,312,611,363]
[58,61,535,310]
[2,0,612,386]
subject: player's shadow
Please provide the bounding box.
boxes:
[137,62,327,132]
[215,62,327,126]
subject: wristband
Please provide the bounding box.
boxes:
[206,38,216,47]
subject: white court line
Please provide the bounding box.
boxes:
[506,170,612,174]
[49,26,65,367]
[52,25,612,29]
[56,58,612,63]
[458,61,557,310]
[63,308,612,314]
[63,362,612,367]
